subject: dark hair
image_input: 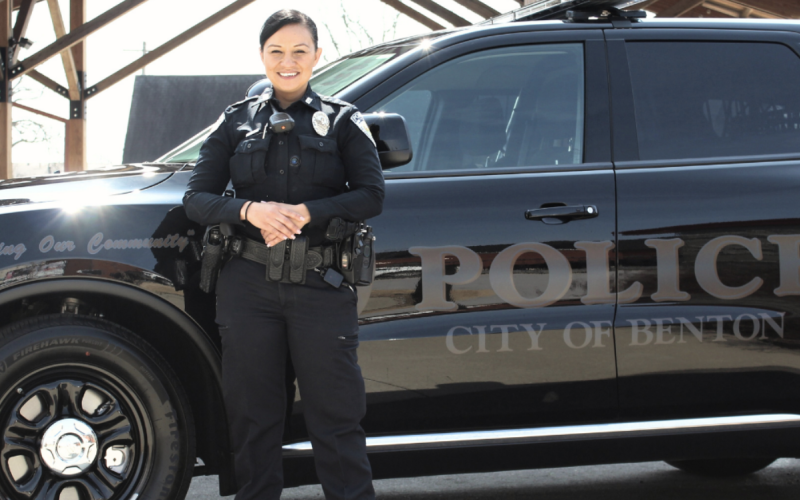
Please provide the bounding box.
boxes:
[259,9,318,50]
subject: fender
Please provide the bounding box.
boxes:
[0,269,236,494]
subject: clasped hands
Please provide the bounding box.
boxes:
[241,201,310,247]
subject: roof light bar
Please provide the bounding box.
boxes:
[479,0,651,24]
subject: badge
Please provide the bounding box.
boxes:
[351,111,376,147]
[312,111,330,136]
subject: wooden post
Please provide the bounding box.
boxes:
[65,0,86,171]
[1,0,12,180]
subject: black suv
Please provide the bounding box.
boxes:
[2,0,800,498]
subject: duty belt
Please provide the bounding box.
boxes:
[230,236,336,285]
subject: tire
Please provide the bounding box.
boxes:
[0,314,195,500]
[664,457,777,477]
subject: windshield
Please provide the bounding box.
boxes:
[156,36,436,164]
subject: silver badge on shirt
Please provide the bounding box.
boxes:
[312,111,330,136]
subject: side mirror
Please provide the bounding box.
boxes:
[362,113,413,170]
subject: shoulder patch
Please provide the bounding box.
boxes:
[225,95,258,113]
[351,111,376,147]
[319,94,351,107]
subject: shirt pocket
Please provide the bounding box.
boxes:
[229,137,270,188]
[298,134,345,187]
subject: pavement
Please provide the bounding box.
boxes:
[187,458,800,499]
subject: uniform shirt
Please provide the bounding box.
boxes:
[183,83,385,246]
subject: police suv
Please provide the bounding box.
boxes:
[2,0,800,498]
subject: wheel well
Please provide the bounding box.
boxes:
[0,278,234,490]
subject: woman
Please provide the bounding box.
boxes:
[183,9,384,500]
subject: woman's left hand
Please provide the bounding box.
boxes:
[260,202,311,247]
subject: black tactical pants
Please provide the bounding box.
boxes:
[215,256,375,500]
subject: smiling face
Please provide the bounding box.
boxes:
[259,23,322,107]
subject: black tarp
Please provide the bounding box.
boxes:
[123,74,264,163]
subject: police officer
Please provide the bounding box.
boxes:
[183,9,383,500]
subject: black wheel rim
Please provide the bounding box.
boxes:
[0,366,152,500]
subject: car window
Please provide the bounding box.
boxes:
[626,42,800,161]
[155,125,215,164]
[369,44,585,172]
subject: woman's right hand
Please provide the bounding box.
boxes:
[241,201,306,245]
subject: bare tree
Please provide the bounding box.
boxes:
[11,77,50,148]
[320,0,401,61]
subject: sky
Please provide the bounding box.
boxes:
[9,0,520,173]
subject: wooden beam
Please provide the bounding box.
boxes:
[451,0,500,19]
[70,0,85,70]
[45,0,80,100]
[66,0,85,171]
[703,0,783,18]
[11,0,34,64]
[658,0,706,17]
[380,0,445,30]
[9,0,150,80]
[629,0,664,11]
[1,0,12,180]
[11,0,44,10]
[12,102,67,122]
[407,0,471,27]
[84,0,259,99]
[27,69,69,97]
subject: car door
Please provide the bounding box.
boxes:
[608,29,800,419]
[331,30,619,436]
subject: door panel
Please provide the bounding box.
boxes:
[609,30,800,419]
[357,171,618,434]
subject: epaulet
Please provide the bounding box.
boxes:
[319,94,352,108]
[225,95,258,113]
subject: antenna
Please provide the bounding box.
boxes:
[123,42,150,76]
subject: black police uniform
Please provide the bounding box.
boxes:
[183,82,384,500]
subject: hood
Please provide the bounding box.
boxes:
[0,164,177,206]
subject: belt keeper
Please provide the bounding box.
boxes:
[229,236,244,257]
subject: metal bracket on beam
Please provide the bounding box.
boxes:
[9,62,23,77]
[70,70,86,119]
[70,99,84,119]
[0,48,7,104]
[7,39,16,67]
[84,84,97,98]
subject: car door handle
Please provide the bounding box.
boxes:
[525,205,599,224]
